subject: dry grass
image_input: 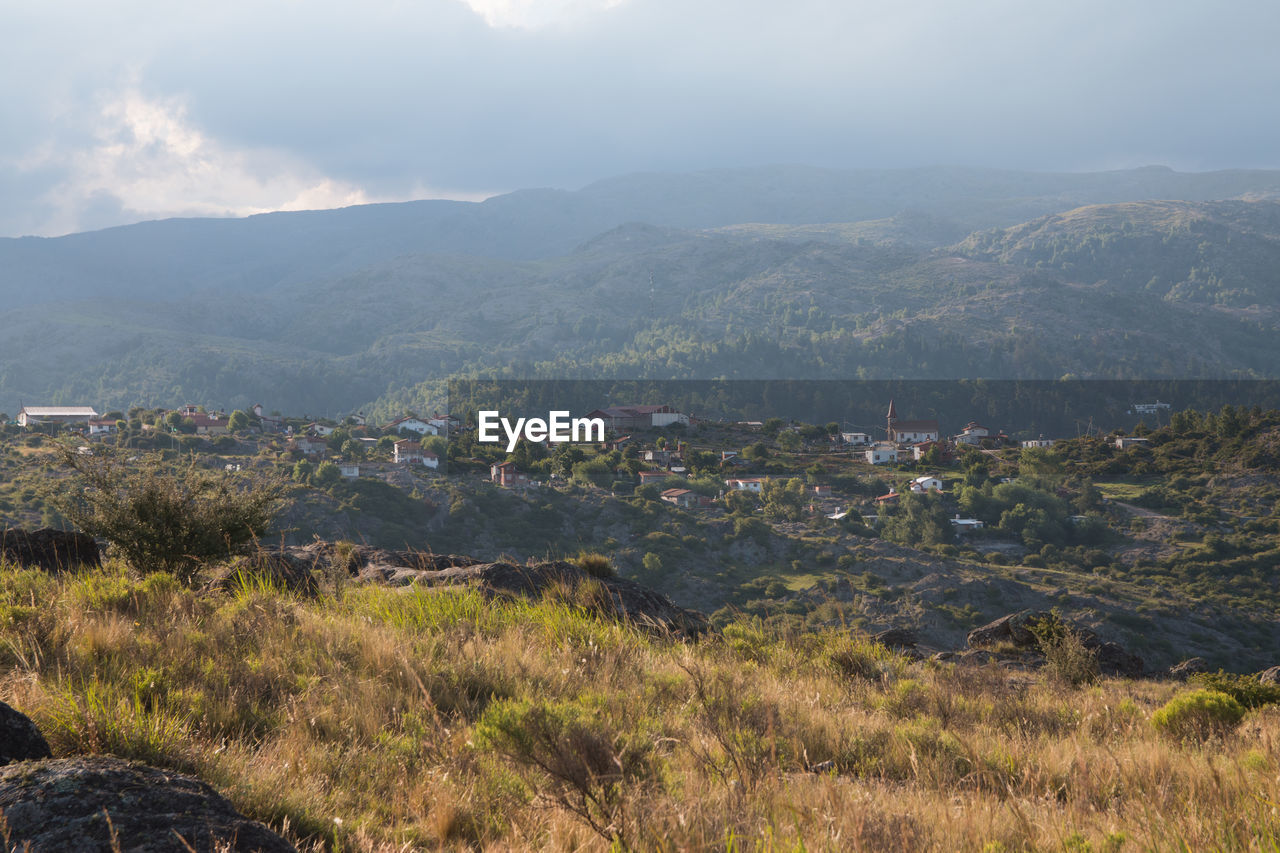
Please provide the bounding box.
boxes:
[0,559,1277,851]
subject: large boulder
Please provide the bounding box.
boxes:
[1095,642,1144,678]
[966,610,1052,648]
[0,756,296,852]
[0,701,51,765]
[1169,657,1210,680]
[1259,665,1280,684]
[0,528,100,572]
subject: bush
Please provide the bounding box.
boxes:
[1191,671,1280,710]
[1030,611,1099,687]
[1152,690,1246,741]
[575,552,617,580]
[55,446,286,583]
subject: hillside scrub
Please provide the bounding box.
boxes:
[54,446,286,583]
[0,561,1278,851]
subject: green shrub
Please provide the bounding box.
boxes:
[574,552,617,580]
[1030,611,1099,687]
[1152,690,1246,741]
[1191,671,1280,710]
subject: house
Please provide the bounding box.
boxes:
[339,463,360,479]
[721,450,739,461]
[910,475,944,493]
[491,460,533,488]
[865,444,899,465]
[841,432,872,446]
[1132,401,1172,416]
[875,491,900,504]
[17,406,99,428]
[386,415,438,437]
[811,484,834,497]
[394,439,439,468]
[725,477,767,493]
[291,435,328,457]
[1115,436,1151,450]
[585,405,690,431]
[251,404,285,433]
[603,434,632,451]
[660,488,698,508]
[910,440,950,462]
[644,449,680,467]
[637,470,671,485]
[885,399,939,444]
[87,419,116,437]
[1021,436,1056,449]
[955,422,989,446]
[950,516,985,533]
[306,422,336,437]
[189,413,229,436]
[426,414,457,434]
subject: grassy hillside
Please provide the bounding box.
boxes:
[3,562,1279,851]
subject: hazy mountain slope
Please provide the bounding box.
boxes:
[4,191,1280,416]
[6,165,1280,309]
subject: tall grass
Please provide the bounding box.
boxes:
[0,559,1277,850]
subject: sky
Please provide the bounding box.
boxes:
[3,0,1279,237]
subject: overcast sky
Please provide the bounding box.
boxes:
[3,0,1278,237]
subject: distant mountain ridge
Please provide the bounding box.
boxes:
[3,166,1280,415]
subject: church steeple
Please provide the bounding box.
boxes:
[886,399,898,441]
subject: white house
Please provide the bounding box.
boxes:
[339,463,360,479]
[394,439,440,468]
[841,432,872,446]
[950,516,985,533]
[725,477,767,493]
[18,406,99,427]
[865,444,899,465]
[1021,437,1056,449]
[910,475,944,493]
[307,422,336,437]
[87,419,116,436]
[1115,436,1151,450]
[955,422,989,446]
[386,416,438,436]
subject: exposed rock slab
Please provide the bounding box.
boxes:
[0,756,295,852]
[0,701,51,766]
[0,528,101,571]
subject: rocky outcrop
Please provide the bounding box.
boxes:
[0,701,51,766]
[407,560,709,636]
[1259,665,1280,684]
[232,544,707,635]
[873,628,918,649]
[964,610,1144,677]
[0,528,100,571]
[0,756,296,852]
[1169,657,1210,680]
[966,610,1051,648]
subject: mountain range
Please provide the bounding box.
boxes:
[3,165,1280,417]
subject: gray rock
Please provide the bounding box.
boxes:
[1259,665,1280,684]
[0,528,101,572]
[966,610,1051,648]
[0,701,51,766]
[1169,657,1210,680]
[0,756,296,852]
[1096,642,1144,678]
[873,627,918,649]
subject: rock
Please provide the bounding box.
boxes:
[1096,642,1144,678]
[873,627,918,649]
[209,552,319,594]
[966,610,1051,649]
[0,528,100,572]
[0,756,296,852]
[0,702,51,766]
[414,560,709,636]
[1169,657,1210,680]
[1259,665,1280,684]
[953,650,1000,667]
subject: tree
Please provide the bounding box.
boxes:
[313,461,341,487]
[55,446,286,583]
[762,477,806,521]
[227,410,251,433]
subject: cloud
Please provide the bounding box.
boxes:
[20,89,386,236]
[455,0,627,30]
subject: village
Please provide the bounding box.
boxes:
[9,397,1160,545]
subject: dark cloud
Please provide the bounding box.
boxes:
[3,0,1280,235]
